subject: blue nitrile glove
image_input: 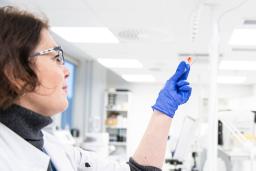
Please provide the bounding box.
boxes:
[152,61,192,118]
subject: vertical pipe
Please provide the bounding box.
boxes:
[207,5,220,171]
[85,60,93,133]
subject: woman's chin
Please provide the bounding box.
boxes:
[51,100,69,115]
[61,99,69,111]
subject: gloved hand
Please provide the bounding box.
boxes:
[152,61,192,118]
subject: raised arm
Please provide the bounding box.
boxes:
[132,61,192,169]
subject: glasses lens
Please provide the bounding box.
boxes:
[58,48,65,64]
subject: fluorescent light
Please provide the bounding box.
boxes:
[217,76,246,84]
[229,28,256,46]
[97,58,143,68]
[219,60,256,70]
[51,27,119,43]
[121,74,155,83]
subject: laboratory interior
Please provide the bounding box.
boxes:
[2,0,256,171]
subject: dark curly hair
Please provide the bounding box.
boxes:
[0,6,49,109]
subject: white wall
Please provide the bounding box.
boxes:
[126,84,161,156]
[228,85,256,111]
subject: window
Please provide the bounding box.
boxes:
[61,60,76,129]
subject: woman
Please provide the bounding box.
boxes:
[0,6,192,171]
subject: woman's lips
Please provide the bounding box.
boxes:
[62,86,68,94]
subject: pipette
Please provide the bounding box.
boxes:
[187,56,192,64]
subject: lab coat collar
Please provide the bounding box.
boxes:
[0,122,50,171]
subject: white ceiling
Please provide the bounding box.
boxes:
[4,0,256,84]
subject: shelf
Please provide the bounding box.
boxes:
[106,126,127,129]
[105,90,130,157]
[109,142,126,146]
[107,91,131,95]
[106,109,128,112]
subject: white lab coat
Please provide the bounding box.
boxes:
[0,123,130,171]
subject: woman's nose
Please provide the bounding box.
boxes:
[64,66,70,79]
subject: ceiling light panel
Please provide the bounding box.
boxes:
[121,74,155,83]
[219,60,256,70]
[51,27,119,43]
[217,76,246,84]
[229,28,256,46]
[97,58,143,69]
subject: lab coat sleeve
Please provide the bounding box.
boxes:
[43,131,160,171]
[70,147,130,171]
[70,147,162,171]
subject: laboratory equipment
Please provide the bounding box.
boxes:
[191,152,199,171]
[218,117,256,171]
[173,116,197,161]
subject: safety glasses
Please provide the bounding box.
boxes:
[30,46,65,65]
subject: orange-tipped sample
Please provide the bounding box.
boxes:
[187,56,192,64]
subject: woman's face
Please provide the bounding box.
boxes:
[17,28,70,116]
